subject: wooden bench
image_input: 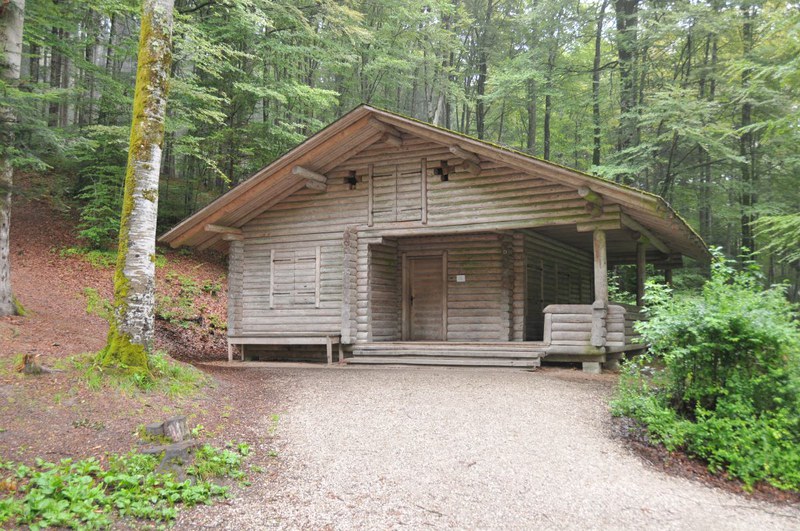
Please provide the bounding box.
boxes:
[227,334,343,364]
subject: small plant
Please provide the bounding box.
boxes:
[82,287,112,320]
[201,279,222,296]
[0,443,250,529]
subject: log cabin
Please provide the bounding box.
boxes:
[160,105,709,372]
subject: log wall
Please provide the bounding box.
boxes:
[369,240,401,341]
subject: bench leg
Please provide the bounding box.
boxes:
[228,344,233,363]
[240,345,245,361]
[338,342,344,363]
[326,336,333,365]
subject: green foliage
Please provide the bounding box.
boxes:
[613,250,800,490]
[756,214,800,264]
[66,126,129,249]
[0,443,249,529]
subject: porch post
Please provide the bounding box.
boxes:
[664,267,673,287]
[636,241,647,306]
[591,229,608,349]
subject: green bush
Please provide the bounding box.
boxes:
[613,251,800,491]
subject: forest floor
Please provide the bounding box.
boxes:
[0,180,280,484]
[1,178,799,528]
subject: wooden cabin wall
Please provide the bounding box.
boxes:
[327,135,602,232]
[240,178,368,335]
[397,233,512,342]
[523,230,593,341]
[369,240,401,341]
[227,240,244,335]
[235,133,606,340]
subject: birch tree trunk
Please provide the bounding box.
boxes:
[98,0,174,370]
[0,0,25,317]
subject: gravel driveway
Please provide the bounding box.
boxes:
[177,366,800,529]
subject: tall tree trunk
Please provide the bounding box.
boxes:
[475,0,494,139]
[739,4,756,253]
[98,0,175,370]
[592,0,609,168]
[614,0,639,180]
[526,78,537,155]
[0,0,25,317]
[48,28,62,127]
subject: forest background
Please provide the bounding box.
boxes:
[6,0,800,291]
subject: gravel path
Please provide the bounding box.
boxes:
[177,366,800,529]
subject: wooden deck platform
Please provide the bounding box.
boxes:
[349,342,546,368]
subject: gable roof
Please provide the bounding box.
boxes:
[159,105,709,262]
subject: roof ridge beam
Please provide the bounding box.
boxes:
[368,118,403,147]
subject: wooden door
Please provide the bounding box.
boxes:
[407,255,446,340]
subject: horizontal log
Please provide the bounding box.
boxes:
[292,165,328,184]
[449,145,481,164]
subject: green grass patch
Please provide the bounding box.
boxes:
[59,247,167,269]
[0,443,252,529]
[75,350,210,398]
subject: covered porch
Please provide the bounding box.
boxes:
[349,217,667,371]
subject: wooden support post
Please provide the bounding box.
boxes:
[664,267,673,287]
[593,229,608,305]
[326,336,333,365]
[338,342,344,363]
[636,241,647,307]
[592,229,608,348]
[228,344,233,362]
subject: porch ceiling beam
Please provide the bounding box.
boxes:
[449,145,480,165]
[620,212,670,254]
[204,224,242,235]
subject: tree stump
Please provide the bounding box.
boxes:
[20,354,42,375]
[163,416,188,442]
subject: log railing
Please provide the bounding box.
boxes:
[542,303,646,355]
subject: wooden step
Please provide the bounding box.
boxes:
[346,356,540,368]
[357,342,545,352]
[352,348,544,359]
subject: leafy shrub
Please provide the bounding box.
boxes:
[0,443,251,529]
[613,251,800,491]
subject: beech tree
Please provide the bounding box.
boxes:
[97,0,174,370]
[0,0,24,317]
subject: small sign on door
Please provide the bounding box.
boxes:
[456,274,466,283]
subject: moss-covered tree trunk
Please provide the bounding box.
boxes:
[98,0,174,370]
[0,0,25,317]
